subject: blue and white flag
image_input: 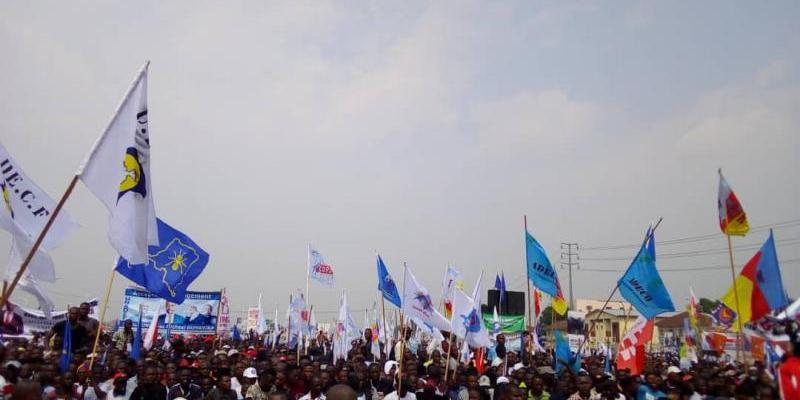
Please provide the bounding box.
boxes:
[116,218,209,304]
[377,255,402,308]
[59,320,72,372]
[617,229,675,319]
[525,230,561,298]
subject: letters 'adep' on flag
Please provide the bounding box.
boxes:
[376,255,401,308]
[115,218,209,304]
[718,169,749,236]
[617,229,675,319]
[526,229,568,315]
[402,264,451,332]
[0,143,77,251]
[308,245,335,286]
[77,62,157,265]
[720,231,789,331]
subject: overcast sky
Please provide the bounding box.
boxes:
[1,1,798,322]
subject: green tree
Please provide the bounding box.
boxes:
[698,297,719,314]
[539,305,566,326]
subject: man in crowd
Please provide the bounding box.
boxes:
[79,302,100,343]
[46,306,89,352]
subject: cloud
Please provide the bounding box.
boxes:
[471,89,599,157]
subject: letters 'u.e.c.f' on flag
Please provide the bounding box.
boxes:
[115,218,209,304]
[376,255,401,308]
[718,169,749,236]
[617,229,675,319]
[721,231,789,331]
[77,62,158,265]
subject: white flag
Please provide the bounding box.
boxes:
[17,274,55,319]
[77,62,157,265]
[469,270,490,347]
[256,293,267,334]
[143,303,162,350]
[308,245,335,286]
[271,306,279,349]
[441,265,463,312]
[402,265,451,332]
[451,289,491,348]
[5,223,56,283]
[334,292,350,361]
[0,143,76,251]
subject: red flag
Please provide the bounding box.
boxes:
[475,347,486,374]
[779,356,800,400]
[533,289,541,321]
[616,317,654,375]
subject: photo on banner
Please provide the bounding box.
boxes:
[118,287,220,334]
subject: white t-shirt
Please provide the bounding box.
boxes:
[383,391,416,400]
[231,377,244,400]
[298,392,326,400]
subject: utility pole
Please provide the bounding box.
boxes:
[560,243,579,310]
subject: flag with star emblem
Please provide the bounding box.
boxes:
[115,218,209,303]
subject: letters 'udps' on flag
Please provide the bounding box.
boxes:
[721,231,789,331]
[308,244,335,286]
[115,218,209,304]
[0,143,77,251]
[617,229,675,319]
[718,169,749,236]
[77,62,157,265]
[402,264,451,332]
[377,255,402,308]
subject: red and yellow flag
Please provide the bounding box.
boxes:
[718,169,749,236]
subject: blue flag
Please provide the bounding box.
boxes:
[554,329,580,375]
[232,324,241,342]
[494,272,506,308]
[526,230,561,298]
[131,313,142,361]
[617,230,675,319]
[116,219,210,304]
[59,320,72,372]
[603,345,612,374]
[377,255,401,308]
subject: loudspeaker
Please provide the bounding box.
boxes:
[484,289,525,315]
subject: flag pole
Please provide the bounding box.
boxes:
[524,215,533,331]
[381,293,388,359]
[306,244,311,316]
[214,288,225,350]
[578,217,663,356]
[726,233,744,363]
[88,266,117,370]
[0,176,79,312]
[397,262,408,394]
[444,332,455,380]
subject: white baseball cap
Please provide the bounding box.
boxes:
[243,367,258,379]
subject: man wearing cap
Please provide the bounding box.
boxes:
[114,320,136,351]
[246,370,275,400]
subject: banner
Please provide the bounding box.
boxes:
[2,299,97,337]
[567,334,586,353]
[118,288,220,335]
[216,290,231,337]
[246,307,260,332]
[481,313,525,333]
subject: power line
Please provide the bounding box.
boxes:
[581,219,800,251]
[581,238,800,261]
[578,258,800,273]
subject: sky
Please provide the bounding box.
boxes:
[1,1,798,323]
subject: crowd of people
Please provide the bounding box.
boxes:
[0,304,795,400]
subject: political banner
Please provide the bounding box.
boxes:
[118,287,220,334]
[481,313,525,333]
[246,307,260,332]
[2,299,98,337]
[567,333,586,353]
[216,290,231,337]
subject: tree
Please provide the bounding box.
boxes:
[539,305,566,326]
[698,297,719,314]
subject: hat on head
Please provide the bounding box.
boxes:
[478,376,491,387]
[496,377,510,384]
[491,358,503,367]
[384,360,398,376]
[243,367,258,379]
[228,349,239,357]
[4,360,21,369]
[667,366,681,374]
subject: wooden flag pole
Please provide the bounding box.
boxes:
[397,313,406,393]
[88,267,117,370]
[214,288,225,350]
[444,332,455,380]
[726,234,745,363]
[381,294,388,359]
[0,176,79,312]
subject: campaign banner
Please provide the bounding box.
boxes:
[246,307,259,332]
[482,313,525,333]
[216,291,231,337]
[2,299,98,337]
[118,288,220,335]
[567,333,586,353]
